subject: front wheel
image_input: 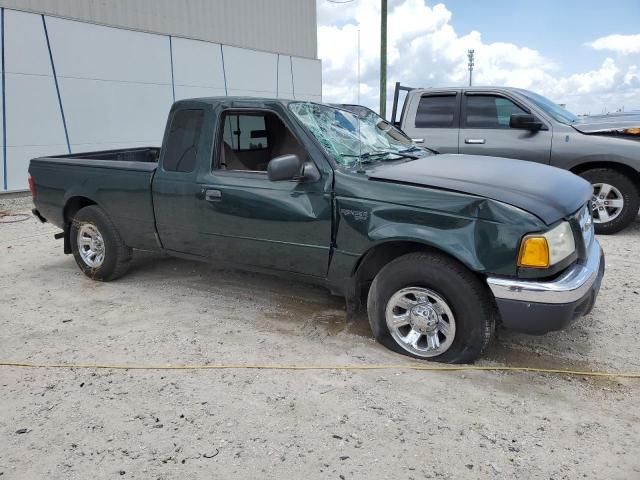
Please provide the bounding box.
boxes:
[366,252,496,364]
[579,168,640,235]
[70,205,132,281]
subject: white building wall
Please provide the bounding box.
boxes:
[222,45,278,98]
[291,57,323,102]
[47,16,174,153]
[4,9,67,191]
[0,7,322,191]
[0,0,318,60]
[277,55,294,99]
[171,37,226,101]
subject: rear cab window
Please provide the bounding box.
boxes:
[163,109,205,173]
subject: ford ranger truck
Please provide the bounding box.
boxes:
[29,98,605,363]
[392,83,640,234]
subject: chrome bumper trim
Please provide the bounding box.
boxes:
[487,240,602,304]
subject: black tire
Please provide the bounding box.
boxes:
[69,205,132,281]
[580,168,640,235]
[366,252,496,364]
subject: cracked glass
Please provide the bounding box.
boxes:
[289,102,425,167]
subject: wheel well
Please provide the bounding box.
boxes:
[351,241,475,304]
[570,162,640,189]
[64,196,96,223]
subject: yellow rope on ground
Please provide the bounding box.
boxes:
[1,361,639,378]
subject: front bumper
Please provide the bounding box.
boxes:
[486,240,605,334]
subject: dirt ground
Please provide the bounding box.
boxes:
[1,193,639,479]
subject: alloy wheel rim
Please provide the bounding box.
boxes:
[385,287,456,357]
[591,183,624,224]
[77,223,105,268]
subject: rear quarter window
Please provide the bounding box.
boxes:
[163,109,205,173]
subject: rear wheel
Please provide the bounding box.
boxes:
[366,252,495,364]
[70,205,132,281]
[580,168,639,234]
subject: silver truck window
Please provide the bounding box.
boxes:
[289,102,418,167]
[465,95,526,129]
[415,95,457,128]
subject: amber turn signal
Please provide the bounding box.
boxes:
[623,127,640,135]
[518,236,550,268]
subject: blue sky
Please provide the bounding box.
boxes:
[317,0,640,114]
[444,0,640,75]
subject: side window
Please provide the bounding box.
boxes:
[163,109,204,172]
[465,95,527,128]
[415,95,457,128]
[223,114,269,151]
[218,111,305,173]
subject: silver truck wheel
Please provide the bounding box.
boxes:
[70,205,132,281]
[591,183,624,224]
[367,252,495,363]
[581,168,640,234]
[77,223,106,268]
[385,287,456,357]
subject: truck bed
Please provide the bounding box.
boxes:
[45,146,160,164]
[29,147,160,252]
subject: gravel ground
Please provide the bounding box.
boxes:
[1,193,639,479]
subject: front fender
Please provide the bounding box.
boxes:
[326,194,546,293]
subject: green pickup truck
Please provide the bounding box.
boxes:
[29,98,604,363]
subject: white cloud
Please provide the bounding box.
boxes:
[587,34,640,55]
[317,0,640,115]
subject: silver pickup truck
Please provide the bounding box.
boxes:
[391,84,640,234]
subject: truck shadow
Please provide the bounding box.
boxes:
[125,251,372,339]
[121,249,622,381]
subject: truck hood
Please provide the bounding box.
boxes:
[570,112,640,134]
[367,154,592,224]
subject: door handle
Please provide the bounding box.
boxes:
[465,138,486,144]
[205,189,222,202]
[412,138,425,144]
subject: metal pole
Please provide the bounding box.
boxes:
[357,28,361,104]
[467,49,474,87]
[380,0,387,118]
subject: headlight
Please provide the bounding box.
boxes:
[518,221,575,268]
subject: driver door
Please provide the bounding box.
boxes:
[196,107,333,277]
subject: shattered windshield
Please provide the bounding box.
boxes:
[289,102,426,167]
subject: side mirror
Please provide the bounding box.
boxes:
[510,113,543,131]
[267,154,303,181]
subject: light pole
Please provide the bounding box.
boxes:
[467,49,475,87]
[380,0,387,118]
[357,28,361,104]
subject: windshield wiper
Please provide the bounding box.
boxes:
[341,151,393,163]
[343,149,421,163]
[400,144,439,155]
[398,146,421,153]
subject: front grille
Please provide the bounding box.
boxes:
[576,204,594,250]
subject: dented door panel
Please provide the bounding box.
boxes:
[196,170,333,277]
